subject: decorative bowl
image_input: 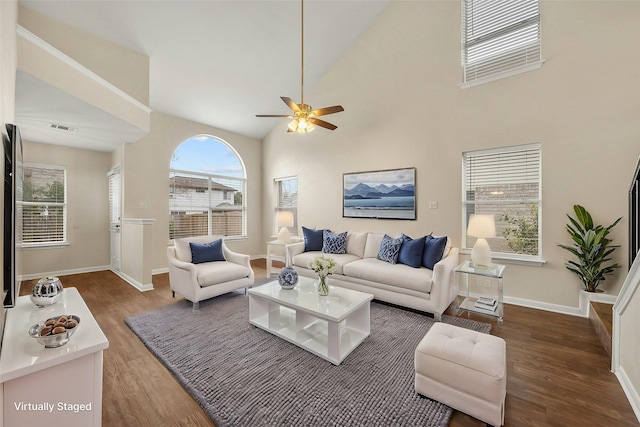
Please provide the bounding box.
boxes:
[278,266,299,289]
[28,314,80,348]
[30,276,64,307]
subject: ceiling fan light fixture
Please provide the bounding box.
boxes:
[255,0,343,134]
[288,116,315,134]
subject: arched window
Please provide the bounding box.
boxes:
[169,135,246,239]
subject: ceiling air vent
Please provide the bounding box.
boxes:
[50,123,78,132]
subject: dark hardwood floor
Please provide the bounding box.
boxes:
[20,262,637,426]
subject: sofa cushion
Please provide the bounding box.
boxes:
[190,240,225,264]
[364,233,386,259]
[343,258,434,293]
[378,234,403,264]
[196,261,250,287]
[293,251,359,275]
[302,226,324,252]
[323,230,348,254]
[346,232,368,258]
[423,235,448,270]
[397,234,426,268]
[174,235,224,263]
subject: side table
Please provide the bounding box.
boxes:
[266,240,294,276]
[455,261,505,324]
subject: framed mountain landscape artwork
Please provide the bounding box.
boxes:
[343,167,416,220]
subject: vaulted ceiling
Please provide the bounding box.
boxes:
[17,0,392,148]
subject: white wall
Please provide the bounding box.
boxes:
[262,1,640,309]
[121,111,263,272]
[18,6,149,105]
[20,141,112,277]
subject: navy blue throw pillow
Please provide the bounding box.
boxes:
[397,234,426,268]
[190,240,225,264]
[422,235,448,270]
[302,226,324,252]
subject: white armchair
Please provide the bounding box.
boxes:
[167,235,254,309]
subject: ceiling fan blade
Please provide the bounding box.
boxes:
[281,97,301,112]
[309,117,337,131]
[255,114,294,118]
[312,105,344,117]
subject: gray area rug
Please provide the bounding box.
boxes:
[125,283,491,427]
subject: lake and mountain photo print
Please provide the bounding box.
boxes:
[343,167,416,219]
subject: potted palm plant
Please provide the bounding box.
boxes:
[558,205,622,292]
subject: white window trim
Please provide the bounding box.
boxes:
[274,176,298,237]
[461,0,543,87]
[21,162,67,248]
[461,143,543,264]
[459,248,545,266]
[459,60,544,89]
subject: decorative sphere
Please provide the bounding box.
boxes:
[278,267,299,289]
[30,276,64,307]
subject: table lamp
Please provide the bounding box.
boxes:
[275,211,294,243]
[467,214,496,267]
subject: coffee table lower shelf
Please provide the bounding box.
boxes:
[249,296,370,365]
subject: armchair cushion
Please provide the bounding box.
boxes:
[196,262,251,287]
[190,240,225,264]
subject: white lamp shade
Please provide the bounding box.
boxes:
[276,211,294,243]
[467,214,496,267]
[276,211,294,228]
[467,214,496,238]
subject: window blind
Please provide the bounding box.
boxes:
[462,0,541,85]
[108,167,121,229]
[463,144,542,257]
[275,177,298,236]
[22,164,66,244]
[464,145,541,192]
[169,170,246,239]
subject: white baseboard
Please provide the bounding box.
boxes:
[615,366,640,423]
[112,270,154,292]
[21,265,112,281]
[504,290,617,318]
[152,267,169,275]
[504,295,586,317]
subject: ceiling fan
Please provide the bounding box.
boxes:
[256,0,344,134]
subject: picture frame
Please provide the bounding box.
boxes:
[343,167,416,220]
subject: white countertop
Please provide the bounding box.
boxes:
[0,287,109,383]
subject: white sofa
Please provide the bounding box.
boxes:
[286,232,459,320]
[167,235,254,309]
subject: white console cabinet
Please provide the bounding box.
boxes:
[0,287,109,427]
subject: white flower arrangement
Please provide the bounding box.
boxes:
[309,255,336,278]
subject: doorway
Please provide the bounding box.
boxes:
[108,166,121,272]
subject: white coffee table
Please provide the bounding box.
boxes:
[248,276,374,365]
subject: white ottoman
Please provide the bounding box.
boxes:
[414,323,506,427]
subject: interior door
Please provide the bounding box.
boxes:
[108,167,121,272]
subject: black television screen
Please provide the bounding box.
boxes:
[3,123,23,308]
